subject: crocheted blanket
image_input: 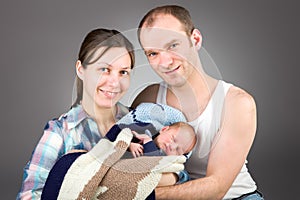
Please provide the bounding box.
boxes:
[42,103,187,199]
[43,129,185,199]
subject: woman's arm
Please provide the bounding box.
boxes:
[17,120,64,199]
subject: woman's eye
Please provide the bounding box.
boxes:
[120,70,130,75]
[99,67,109,73]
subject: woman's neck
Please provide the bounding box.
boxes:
[82,101,117,136]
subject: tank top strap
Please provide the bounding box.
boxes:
[156,81,168,104]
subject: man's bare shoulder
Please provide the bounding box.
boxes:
[226,86,256,112]
[131,84,160,108]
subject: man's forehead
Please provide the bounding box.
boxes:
[140,27,186,37]
[140,27,187,49]
[143,14,183,31]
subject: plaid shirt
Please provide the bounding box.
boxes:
[16,103,129,200]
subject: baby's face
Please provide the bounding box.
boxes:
[156,126,195,155]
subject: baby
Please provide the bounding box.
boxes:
[105,103,197,185]
[120,121,196,158]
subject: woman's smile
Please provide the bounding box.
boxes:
[97,88,120,99]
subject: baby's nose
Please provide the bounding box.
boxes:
[169,142,178,151]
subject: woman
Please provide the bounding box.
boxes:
[17,28,135,199]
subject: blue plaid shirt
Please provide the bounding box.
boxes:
[16,103,129,200]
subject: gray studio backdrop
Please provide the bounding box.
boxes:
[1,1,299,199]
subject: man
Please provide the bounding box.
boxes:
[133,5,263,199]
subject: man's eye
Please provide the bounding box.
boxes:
[169,43,179,49]
[147,52,157,57]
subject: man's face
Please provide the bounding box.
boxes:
[139,14,199,87]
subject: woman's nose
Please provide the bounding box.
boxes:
[107,73,120,87]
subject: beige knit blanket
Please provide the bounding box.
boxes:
[57,128,186,200]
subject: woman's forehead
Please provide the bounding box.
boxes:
[92,47,130,64]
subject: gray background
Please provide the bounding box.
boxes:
[1,1,299,199]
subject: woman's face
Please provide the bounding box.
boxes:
[79,47,132,109]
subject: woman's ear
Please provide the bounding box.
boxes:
[76,60,84,80]
[191,29,202,50]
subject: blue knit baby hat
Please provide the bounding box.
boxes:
[118,103,187,132]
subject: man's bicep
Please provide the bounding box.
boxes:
[131,84,159,108]
[206,89,257,192]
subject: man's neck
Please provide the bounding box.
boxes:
[167,72,218,121]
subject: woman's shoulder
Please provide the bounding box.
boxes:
[44,105,88,131]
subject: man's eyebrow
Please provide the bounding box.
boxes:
[144,39,179,54]
[163,39,178,49]
[144,49,153,55]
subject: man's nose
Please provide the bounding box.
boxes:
[159,51,173,68]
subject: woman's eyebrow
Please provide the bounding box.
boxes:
[95,61,109,65]
[121,66,131,69]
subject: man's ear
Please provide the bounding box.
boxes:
[76,60,84,80]
[191,29,202,50]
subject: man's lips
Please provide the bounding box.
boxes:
[164,66,180,74]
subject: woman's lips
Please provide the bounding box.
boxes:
[98,88,119,99]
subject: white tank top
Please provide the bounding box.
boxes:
[156,80,257,199]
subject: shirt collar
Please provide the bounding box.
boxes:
[63,104,90,130]
[63,102,129,130]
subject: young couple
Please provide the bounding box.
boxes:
[17,5,263,200]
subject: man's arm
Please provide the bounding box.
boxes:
[155,87,257,200]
